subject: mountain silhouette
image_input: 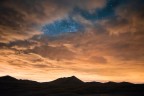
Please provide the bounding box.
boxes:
[49,76,84,85]
[0,75,144,96]
[0,75,17,81]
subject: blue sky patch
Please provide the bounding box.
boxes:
[41,18,83,36]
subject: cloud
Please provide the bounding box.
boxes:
[78,0,106,12]
[25,45,76,61]
[0,0,144,83]
[88,56,107,64]
[99,0,144,35]
[0,0,107,43]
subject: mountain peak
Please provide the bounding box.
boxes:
[69,76,78,79]
[0,75,17,81]
[50,76,84,85]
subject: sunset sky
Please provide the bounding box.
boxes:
[0,0,144,83]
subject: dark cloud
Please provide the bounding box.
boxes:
[0,0,106,43]
[99,0,144,35]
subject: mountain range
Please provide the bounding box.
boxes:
[0,75,144,96]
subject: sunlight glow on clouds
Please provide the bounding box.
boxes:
[0,0,144,83]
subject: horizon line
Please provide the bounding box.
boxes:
[0,75,143,84]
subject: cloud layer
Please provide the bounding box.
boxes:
[0,0,106,43]
[0,0,144,83]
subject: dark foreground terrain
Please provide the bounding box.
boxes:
[0,76,144,96]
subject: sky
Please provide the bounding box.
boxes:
[0,0,144,83]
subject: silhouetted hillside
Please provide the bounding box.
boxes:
[0,76,144,96]
[0,75,17,81]
[49,76,84,85]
